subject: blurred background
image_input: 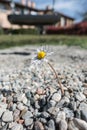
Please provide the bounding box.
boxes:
[0,0,87,49]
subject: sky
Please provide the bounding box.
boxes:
[14,0,87,21]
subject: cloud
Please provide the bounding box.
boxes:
[35,2,52,9]
[54,1,80,19]
[54,1,76,11]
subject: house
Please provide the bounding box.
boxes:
[0,0,75,34]
[0,0,38,30]
[0,0,51,30]
[0,0,54,31]
[55,12,74,27]
[45,12,75,34]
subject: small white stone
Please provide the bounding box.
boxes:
[73,118,87,130]
[76,92,86,101]
[0,108,6,118]
[56,111,66,123]
[59,120,67,130]
[17,103,25,110]
[22,96,27,105]
[52,92,61,102]
[2,110,13,122]
[11,123,23,130]
[0,102,7,109]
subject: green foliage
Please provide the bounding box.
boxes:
[11,28,38,34]
[0,35,87,49]
[0,28,4,34]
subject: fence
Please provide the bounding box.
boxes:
[46,22,87,35]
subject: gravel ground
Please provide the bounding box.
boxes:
[0,45,87,72]
[0,45,87,130]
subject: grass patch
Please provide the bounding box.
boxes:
[0,35,87,49]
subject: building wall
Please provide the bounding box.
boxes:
[66,19,73,26]
[0,10,35,29]
[56,16,74,27]
[0,10,21,29]
[60,17,66,27]
[0,1,36,29]
[0,10,11,29]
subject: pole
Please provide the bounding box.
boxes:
[53,0,55,11]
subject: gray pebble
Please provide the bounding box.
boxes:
[17,103,25,111]
[47,107,59,116]
[73,118,87,130]
[58,120,67,130]
[24,118,33,126]
[22,111,33,119]
[79,102,87,110]
[41,111,50,119]
[35,101,40,109]
[56,111,66,123]
[26,91,31,99]
[0,123,8,130]
[81,108,87,122]
[75,92,86,102]
[52,92,61,102]
[11,123,23,130]
[0,102,7,109]
[34,121,45,130]
[68,120,79,130]
[63,108,74,118]
[2,110,13,122]
[48,119,55,130]
[0,108,6,118]
[49,100,56,107]
[75,110,81,119]
[13,109,20,121]
[22,96,27,105]
[39,118,47,124]
[17,93,25,102]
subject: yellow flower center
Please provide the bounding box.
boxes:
[37,51,46,59]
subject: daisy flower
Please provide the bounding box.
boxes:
[30,46,64,95]
[30,46,53,67]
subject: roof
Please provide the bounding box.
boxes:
[55,11,75,20]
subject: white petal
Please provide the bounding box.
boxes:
[37,48,40,53]
[44,59,48,63]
